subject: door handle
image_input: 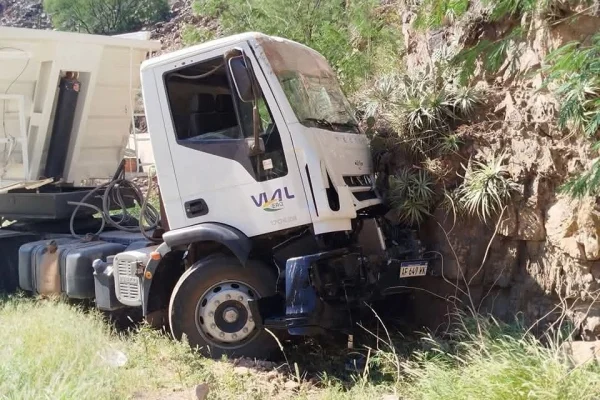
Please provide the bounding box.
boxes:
[185,199,208,218]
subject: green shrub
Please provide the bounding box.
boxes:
[437,133,462,154]
[455,154,518,223]
[388,169,436,225]
[193,0,400,91]
[181,24,215,46]
[44,0,169,35]
[542,34,600,197]
[414,0,470,29]
[362,68,479,156]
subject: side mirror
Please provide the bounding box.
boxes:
[228,56,254,103]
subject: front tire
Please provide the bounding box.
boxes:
[168,255,279,359]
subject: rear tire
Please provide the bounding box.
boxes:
[169,255,279,359]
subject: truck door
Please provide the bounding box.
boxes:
[152,43,311,236]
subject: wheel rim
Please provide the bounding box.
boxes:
[195,281,258,347]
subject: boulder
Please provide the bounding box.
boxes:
[194,383,209,400]
[547,196,600,261]
[562,341,600,367]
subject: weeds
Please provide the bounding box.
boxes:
[181,24,215,46]
[1,293,598,399]
[359,73,402,118]
[454,154,518,223]
[542,34,600,197]
[388,169,436,225]
[448,86,482,117]
[399,312,600,400]
[362,68,480,156]
[414,0,470,29]
[437,133,462,154]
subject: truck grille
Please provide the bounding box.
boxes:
[344,174,373,187]
[114,256,142,306]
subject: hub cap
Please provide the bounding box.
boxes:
[195,281,257,345]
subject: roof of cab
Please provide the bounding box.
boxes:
[141,32,270,72]
[139,32,325,71]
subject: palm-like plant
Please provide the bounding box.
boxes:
[388,169,436,225]
[544,33,600,197]
[437,133,462,154]
[455,154,518,223]
[397,74,454,133]
[449,86,482,117]
[359,73,402,118]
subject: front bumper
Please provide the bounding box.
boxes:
[248,247,438,336]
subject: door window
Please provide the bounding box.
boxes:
[163,56,288,181]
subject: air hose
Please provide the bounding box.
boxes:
[68,164,161,242]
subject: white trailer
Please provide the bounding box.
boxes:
[0,26,160,190]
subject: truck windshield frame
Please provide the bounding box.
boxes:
[257,38,360,134]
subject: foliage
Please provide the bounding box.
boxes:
[398,313,600,400]
[541,34,600,197]
[543,34,600,137]
[193,0,401,91]
[559,154,600,197]
[388,169,436,225]
[437,133,462,154]
[2,296,598,399]
[455,154,518,223]
[487,0,536,21]
[44,0,169,35]
[414,0,469,29]
[397,74,455,134]
[414,0,593,83]
[359,73,402,118]
[450,27,525,84]
[181,24,215,46]
[364,69,480,156]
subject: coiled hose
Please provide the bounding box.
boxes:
[68,165,161,242]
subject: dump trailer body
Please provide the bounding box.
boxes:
[0,27,160,189]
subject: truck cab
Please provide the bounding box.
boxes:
[141,32,379,237]
[125,33,429,359]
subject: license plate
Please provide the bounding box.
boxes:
[119,276,139,285]
[399,261,428,278]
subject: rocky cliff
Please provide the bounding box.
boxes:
[386,1,600,340]
[0,0,51,29]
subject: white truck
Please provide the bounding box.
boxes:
[0,27,431,359]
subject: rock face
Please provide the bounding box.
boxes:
[401,1,600,340]
[149,0,219,54]
[0,0,52,29]
[562,341,600,367]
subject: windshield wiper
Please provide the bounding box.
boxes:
[301,118,335,130]
[301,118,359,132]
[330,121,359,130]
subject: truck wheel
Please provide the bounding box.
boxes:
[168,255,279,359]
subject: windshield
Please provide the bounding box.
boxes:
[257,37,360,134]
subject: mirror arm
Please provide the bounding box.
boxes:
[225,48,265,157]
[249,101,262,156]
[243,53,264,157]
